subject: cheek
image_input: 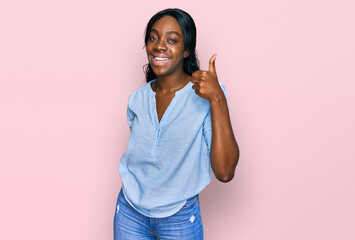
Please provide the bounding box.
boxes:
[146,46,153,60]
[172,47,185,59]
[146,43,153,53]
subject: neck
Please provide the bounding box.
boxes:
[154,71,191,94]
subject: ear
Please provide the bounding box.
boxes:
[183,50,189,58]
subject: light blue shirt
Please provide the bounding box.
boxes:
[119,79,227,217]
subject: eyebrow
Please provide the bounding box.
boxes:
[150,29,181,36]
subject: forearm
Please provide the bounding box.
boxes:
[209,91,239,182]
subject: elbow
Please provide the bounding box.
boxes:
[216,172,235,183]
[212,148,239,183]
[214,163,237,183]
[214,153,239,183]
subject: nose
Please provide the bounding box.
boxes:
[154,39,167,52]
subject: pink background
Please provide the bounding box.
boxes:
[1,0,354,239]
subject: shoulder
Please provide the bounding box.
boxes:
[128,80,155,105]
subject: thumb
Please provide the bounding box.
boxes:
[208,54,217,72]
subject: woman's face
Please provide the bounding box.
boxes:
[146,16,189,77]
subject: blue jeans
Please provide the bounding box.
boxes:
[113,189,203,240]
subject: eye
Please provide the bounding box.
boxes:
[148,36,157,42]
[168,38,178,44]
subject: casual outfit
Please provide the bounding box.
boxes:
[114,79,226,239]
[114,189,203,239]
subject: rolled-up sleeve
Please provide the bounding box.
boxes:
[127,93,135,128]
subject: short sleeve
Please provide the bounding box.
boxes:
[202,82,227,152]
[219,83,227,100]
[127,92,135,128]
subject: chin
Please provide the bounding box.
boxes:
[151,67,169,77]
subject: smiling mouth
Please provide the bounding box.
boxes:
[152,56,171,62]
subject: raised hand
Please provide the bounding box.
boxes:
[191,54,224,102]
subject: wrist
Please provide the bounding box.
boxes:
[209,90,225,104]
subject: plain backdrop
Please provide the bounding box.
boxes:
[1,0,354,239]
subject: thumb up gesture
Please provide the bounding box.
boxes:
[191,54,224,102]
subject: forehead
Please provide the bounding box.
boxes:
[151,16,182,35]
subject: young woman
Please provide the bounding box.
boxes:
[114,8,239,240]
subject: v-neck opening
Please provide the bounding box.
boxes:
[156,96,173,124]
[148,79,192,125]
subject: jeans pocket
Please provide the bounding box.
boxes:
[181,195,199,210]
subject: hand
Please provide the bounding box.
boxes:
[191,54,224,102]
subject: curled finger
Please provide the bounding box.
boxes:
[192,83,200,90]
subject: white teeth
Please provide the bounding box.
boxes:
[154,57,170,61]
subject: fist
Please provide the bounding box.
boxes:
[191,54,224,102]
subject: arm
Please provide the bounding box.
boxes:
[191,54,239,182]
[209,89,239,182]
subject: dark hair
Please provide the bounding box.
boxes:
[143,8,200,82]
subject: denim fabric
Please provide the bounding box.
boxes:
[114,189,203,240]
